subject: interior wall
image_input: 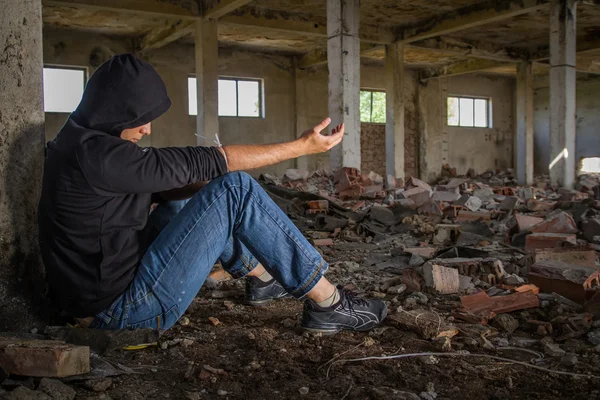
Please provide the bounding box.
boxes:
[533,75,600,174]
[296,62,419,176]
[419,74,515,182]
[43,28,297,176]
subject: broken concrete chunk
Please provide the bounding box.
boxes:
[406,177,432,194]
[404,247,436,260]
[529,211,578,234]
[0,340,90,378]
[401,187,431,207]
[582,218,600,243]
[534,246,597,268]
[458,275,475,293]
[38,378,76,400]
[432,191,461,203]
[515,215,544,232]
[541,338,566,358]
[4,386,52,400]
[492,314,519,334]
[473,188,495,202]
[464,196,482,212]
[433,224,461,246]
[525,233,577,251]
[283,168,309,182]
[499,196,518,211]
[528,260,600,304]
[423,264,459,294]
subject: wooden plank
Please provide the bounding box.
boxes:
[139,20,195,52]
[401,0,549,43]
[43,0,200,19]
[461,290,540,315]
[203,0,253,19]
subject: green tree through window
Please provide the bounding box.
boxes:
[360,90,386,123]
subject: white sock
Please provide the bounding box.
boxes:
[257,270,273,282]
[317,288,341,308]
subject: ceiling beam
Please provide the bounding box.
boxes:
[139,20,196,52]
[410,37,527,63]
[203,0,254,19]
[420,58,513,80]
[531,36,600,60]
[43,0,200,19]
[298,43,382,69]
[220,11,394,44]
[401,0,549,43]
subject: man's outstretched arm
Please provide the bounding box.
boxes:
[220,118,344,172]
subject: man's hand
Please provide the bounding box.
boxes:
[299,118,345,156]
[221,116,344,172]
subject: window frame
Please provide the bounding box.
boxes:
[360,89,386,124]
[447,95,492,128]
[188,76,264,118]
[43,64,88,114]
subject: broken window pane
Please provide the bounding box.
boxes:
[447,97,459,126]
[371,91,386,123]
[581,157,600,173]
[474,99,488,127]
[360,91,372,123]
[237,80,260,117]
[459,98,474,127]
[218,79,237,117]
[43,67,85,113]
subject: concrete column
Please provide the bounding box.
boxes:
[327,0,361,170]
[194,19,219,146]
[294,64,309,170]
[516,61,534,186]
[0,0,45,330]
[549,0,577,188]
[385,42,405,181]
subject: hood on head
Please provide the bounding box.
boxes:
[71,54,171,136]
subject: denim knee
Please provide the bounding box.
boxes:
[222,171,256,188]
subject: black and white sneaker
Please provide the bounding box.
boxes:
[300,286,388,334]
[245,277,292,306]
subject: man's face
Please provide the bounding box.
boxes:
[121,122,151,144]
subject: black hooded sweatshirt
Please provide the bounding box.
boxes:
[38,54,227,317]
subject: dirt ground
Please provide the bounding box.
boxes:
[65,244,600,400]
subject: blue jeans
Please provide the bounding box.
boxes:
[90,172,328,330]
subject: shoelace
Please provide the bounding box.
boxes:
[339,287,369,313]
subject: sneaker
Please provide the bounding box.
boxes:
[300,286,387,334]
[245,277,292,306]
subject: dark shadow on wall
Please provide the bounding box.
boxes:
[0,123,49,332]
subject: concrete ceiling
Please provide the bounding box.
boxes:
[41,0,600,75]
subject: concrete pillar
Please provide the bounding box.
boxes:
[516,61,534,186]
[549,0,577,188]
[194,19,219,146]
[327,0,361,170]
[385,42,405,181]
[0,0,45,330]
[294,63,309,170]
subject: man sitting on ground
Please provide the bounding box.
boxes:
[38,54,387,333]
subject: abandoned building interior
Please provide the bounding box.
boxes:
[2,0,600,399]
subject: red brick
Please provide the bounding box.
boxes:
[529,259,600,303]
[456,211,491,223]
[306,200,328,210]
[0,340,90,378]
[525,233,577,251]
[461,290,539,315]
